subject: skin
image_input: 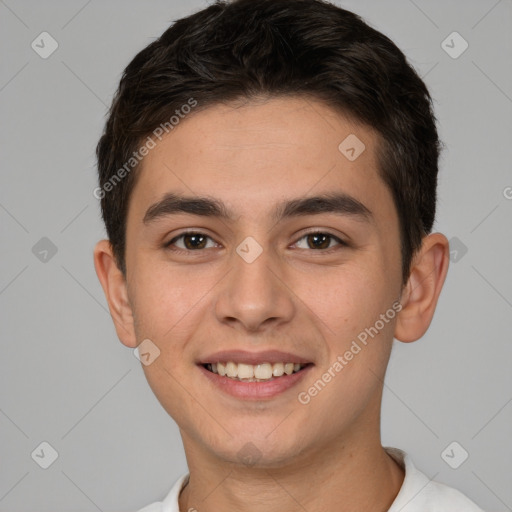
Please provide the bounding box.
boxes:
[94,96,449,512]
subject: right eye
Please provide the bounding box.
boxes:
[164,231,219,253]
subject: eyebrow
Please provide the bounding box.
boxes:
[143,192,373,225]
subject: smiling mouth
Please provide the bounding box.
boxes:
[202,362,312,382]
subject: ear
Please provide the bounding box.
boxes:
[394,233,450,343]
[93,239,138,348]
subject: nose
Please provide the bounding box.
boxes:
[214,242,295,334]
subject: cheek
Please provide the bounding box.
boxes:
[130,264,206,419]
[129,257,202,337]
[296,268,396,426]
[300,259,391,334]
[298,257,397,390]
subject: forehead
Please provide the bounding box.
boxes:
[128,96,394,225]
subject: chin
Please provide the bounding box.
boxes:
[208,430,303,468]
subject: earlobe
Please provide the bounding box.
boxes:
[394,233,450,343]
[93,239,138,348]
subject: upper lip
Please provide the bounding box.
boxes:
[198,350,313,365]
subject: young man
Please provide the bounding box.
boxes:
[93,0,485,510]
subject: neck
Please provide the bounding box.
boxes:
[178,433,404,512]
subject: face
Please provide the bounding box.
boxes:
[122,97,404,467]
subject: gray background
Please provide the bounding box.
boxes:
[0,0,511,510]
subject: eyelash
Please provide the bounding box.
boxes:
[163,229,348,255]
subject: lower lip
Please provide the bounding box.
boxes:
[198,364,314,400]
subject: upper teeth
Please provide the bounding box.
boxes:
[207,362,304,380]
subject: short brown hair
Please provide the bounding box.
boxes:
[96,0,443,284]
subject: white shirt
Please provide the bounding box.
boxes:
[136,446,484,512]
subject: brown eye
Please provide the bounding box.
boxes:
[182,233,208,250]
[165,232,216,252]
[294,232,346,251]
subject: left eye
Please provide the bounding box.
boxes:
[294,232,345,250]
